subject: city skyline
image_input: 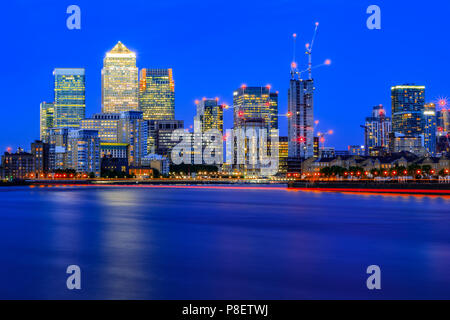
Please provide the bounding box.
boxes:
[2,1,450,153]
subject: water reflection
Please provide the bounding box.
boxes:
[0,186,449,299]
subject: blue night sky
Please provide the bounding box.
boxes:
[1,0,449,152]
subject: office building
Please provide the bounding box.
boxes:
[139,68,175,120]
[81,113,120,143]
[423,103,437,155]
[102,41,139,113]
[147,120,184,158]
[194,98,224,134]
[391,85,425,136]
[40,102,54,142]
[278,136,289,174]
[233,86,278,130]
[53,68,86,128]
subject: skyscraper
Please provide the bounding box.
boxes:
[233,86,278,130]
[365,105,391,156]
[53,68,86,129]
[40,102,54,142]
[391,85,425,135]
[288,78,314,159]
[102,41,139,113]
[139,68,175,120]
[194,98,224,134]
[423,103,437,155]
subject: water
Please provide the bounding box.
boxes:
[0,185,449,299]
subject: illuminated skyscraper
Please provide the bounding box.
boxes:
[102,41,139,113]
[233,86,278,130]
[139,68,175,120]
[53,68,86,128]
[288,78,314,159]
[391,85,425,135]
[365,105,391,156]
[194,98,224,133]
[40,102,54,142]
[423,103,437,155]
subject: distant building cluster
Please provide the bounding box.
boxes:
[1,41,449,181]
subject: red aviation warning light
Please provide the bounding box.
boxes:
[238,110,244,118]
[287,111,293,118]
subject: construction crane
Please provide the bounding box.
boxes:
[316,130,333,150]
[291,23,331,80]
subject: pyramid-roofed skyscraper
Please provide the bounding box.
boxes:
[101,41,139,113]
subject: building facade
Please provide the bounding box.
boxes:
[68,130,101,175]
[288,78,314,159]
[31,140,50,177]
[423,103,437,155]
[365,105,391,156]
[391,85,425,136]
[118,111,148,166]
[147,120,184,158]
[53,68,86,129]
[194,98,224,134]
[81,113,120,143]
[48,128,72,171]
[1,148,34,180]
[102,41,139,113]
[40,102,54,142]
[233,86,278,131]
[139,68,175,121]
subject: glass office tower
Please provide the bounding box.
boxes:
[233,86,278,130]
[391,85,425,135]
[102,41,139,113]
[194,98,224,134]
[423,103,437,155]
[40,102,54,142]
[53,68,86,129]
[139,68,175,121]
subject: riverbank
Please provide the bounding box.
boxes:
[288,180,450,195]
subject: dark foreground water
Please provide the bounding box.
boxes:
[0,185,449,299]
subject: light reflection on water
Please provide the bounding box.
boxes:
[0,185,449,299]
